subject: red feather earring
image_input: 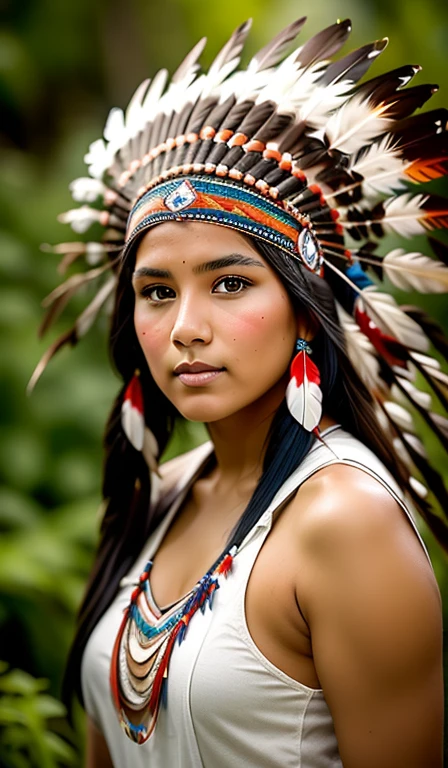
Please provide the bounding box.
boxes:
[121,370,159,473]
[286,339,322,434]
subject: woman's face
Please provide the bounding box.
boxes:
[132,221,299,423]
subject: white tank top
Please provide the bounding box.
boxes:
[81,426,430,767]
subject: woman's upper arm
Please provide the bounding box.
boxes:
[296,466,444,768]
[85,716,114,768]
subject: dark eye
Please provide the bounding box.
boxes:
[142,285,176,303]
[213,276,251,295]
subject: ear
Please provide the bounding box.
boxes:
[296,309,320,342]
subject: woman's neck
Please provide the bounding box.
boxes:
[205,403,338,495]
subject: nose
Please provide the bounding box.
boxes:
[170,292,212,348]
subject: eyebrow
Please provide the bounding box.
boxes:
[132,253,266,280]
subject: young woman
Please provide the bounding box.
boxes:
[34,16,447,768]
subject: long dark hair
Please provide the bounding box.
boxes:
[63,233,444,705]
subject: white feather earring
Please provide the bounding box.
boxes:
[286,339,323,433]
[121,370,159,474]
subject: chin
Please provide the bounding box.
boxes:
[173,400,236,423]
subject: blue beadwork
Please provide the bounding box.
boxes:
[295,338,312,354]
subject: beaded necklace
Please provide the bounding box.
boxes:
[110,546,236,743]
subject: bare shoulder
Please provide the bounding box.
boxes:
[288,464,443,766]
[289,461,441,622]
[292,462,432,575]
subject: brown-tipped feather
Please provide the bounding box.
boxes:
[381,84,439,122]
[321,38,388,88]
[295,19,352,69]
[253,111,294,144]
[249,17,307,71]
[390,108,448,153]
[207,20,252,81]
[171,37,206,85]
[27,329,78,394]
[41,259,118,309]
[355,65,421,106]
[234,101,277,140]
[393,373,448,452]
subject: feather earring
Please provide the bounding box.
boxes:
[286,339,323,433]
[121,370,159,473]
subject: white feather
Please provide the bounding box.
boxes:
[141,69,169,119]
[392,377,432,410]
[337,303,381,389]
[219,68,272,103]
[393,433,427,462]
[85,242,107,265]
[348,136,408,197]
[125,79,151,138]
[299,79,352,127]
[121,399,145,451]
[76,276,116,338]
[69,178,107,203]
[400,431,428,457]
[375,406,390,432]
[253,48,305,107]
[383,400,415,431]
[357,286,430,352]
[57,206,103,234]
[199,23,251,100]
[84,139,111,179]
[383,249,448,293]
[326,95,392,154]
[381,194,428,238]
[393,437,409,465]
[410,351,442,371]
[142,427,160,475]
[286,377,322,431]
[409,476,428,498]
[103,107,126,149]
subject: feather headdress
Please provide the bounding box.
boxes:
[34,17,448,529]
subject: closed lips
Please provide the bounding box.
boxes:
[174,363,224,374]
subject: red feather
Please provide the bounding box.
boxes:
[124,373,144,413]
[217,553,234,577]
[355,307,408,368]
[290,350,321,387]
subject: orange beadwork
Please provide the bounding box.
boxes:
[228,132,248,147]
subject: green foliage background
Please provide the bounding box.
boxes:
[1,0,447,764]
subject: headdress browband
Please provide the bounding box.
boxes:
[123,175,324,274]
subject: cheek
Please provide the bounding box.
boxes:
[134,307,166,362]
[222,290,296,350]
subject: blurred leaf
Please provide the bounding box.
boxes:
[0,488,41,531]
[0,430,47,492]
[0,703,28,725]
[34,695,66,720]
[0,668,47,695]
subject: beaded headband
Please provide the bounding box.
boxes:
[123,175,323,273]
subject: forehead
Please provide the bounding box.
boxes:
[134,221,262,267]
